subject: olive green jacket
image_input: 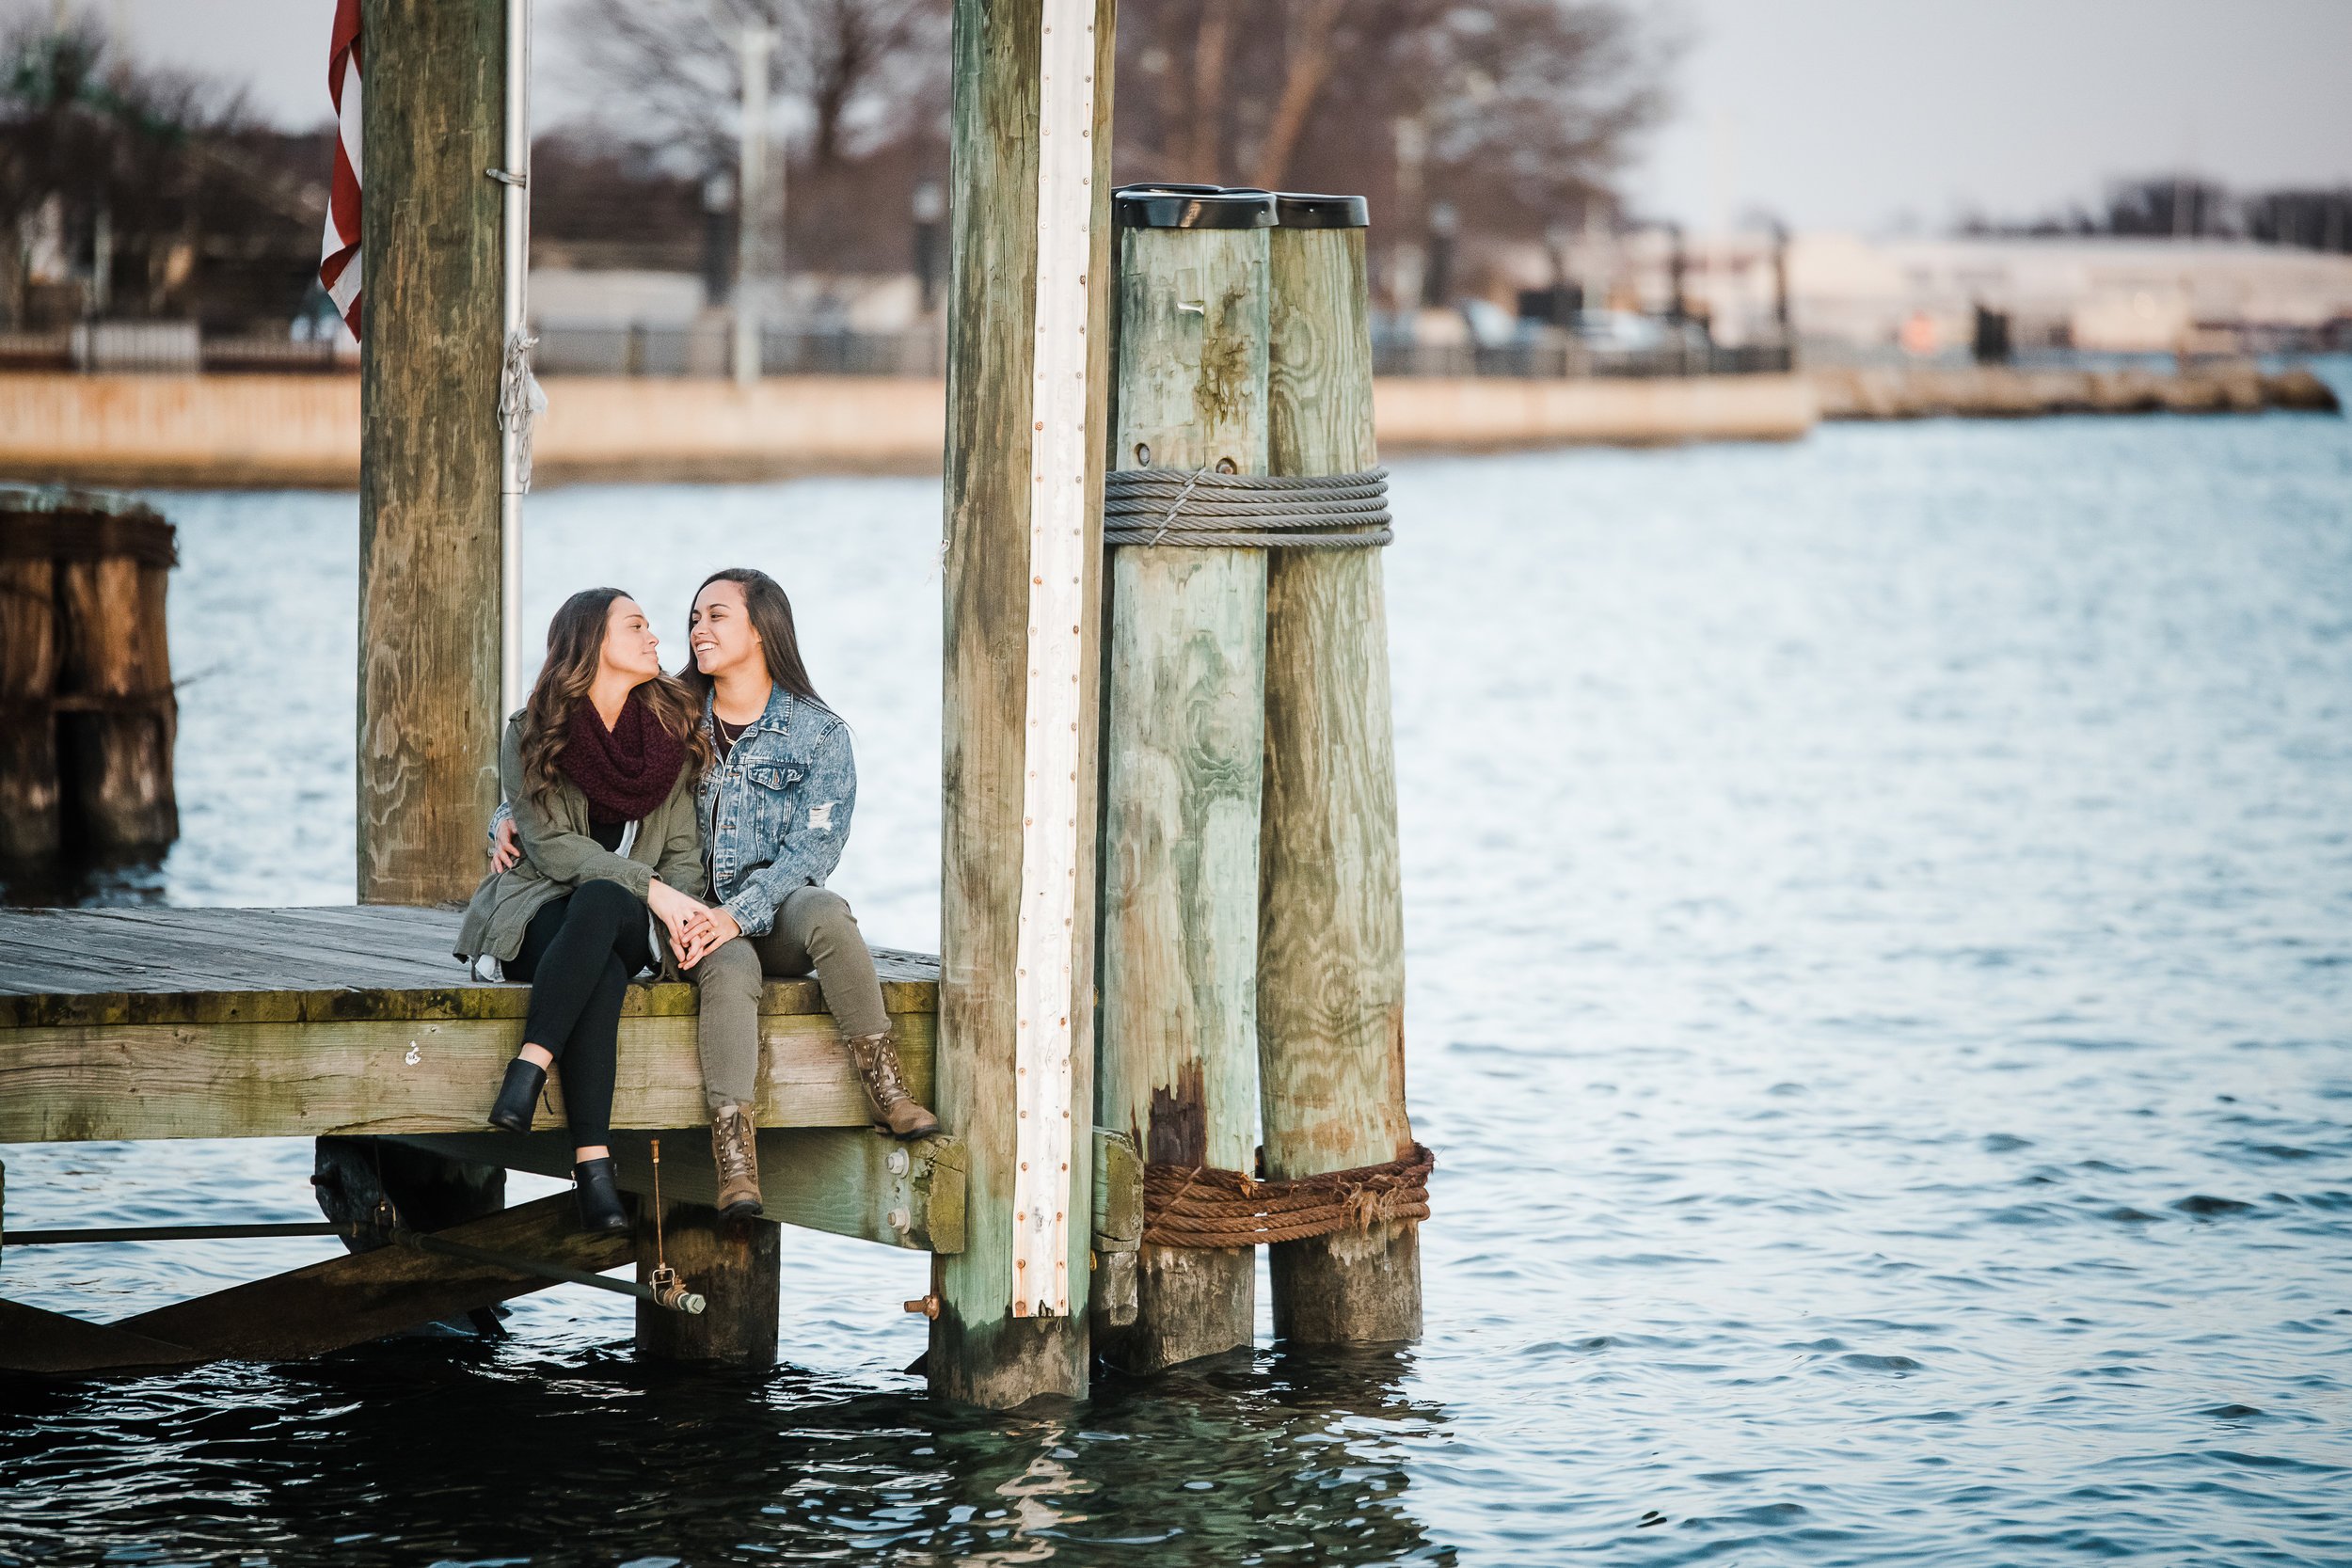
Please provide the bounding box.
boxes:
[453,712,707,969]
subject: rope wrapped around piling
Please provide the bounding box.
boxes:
[1140,1143,1433,1248]
[1104,467,1392,549]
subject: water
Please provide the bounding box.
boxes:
[5,382,2351,1565]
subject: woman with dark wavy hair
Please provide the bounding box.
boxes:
[457,587,713,1233]
[490,568,937,1221]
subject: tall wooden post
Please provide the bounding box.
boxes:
[932,0,1117,1407]
[1259,194,1422,1343]
[356,0,506,906]
[1096,187,1274,1371]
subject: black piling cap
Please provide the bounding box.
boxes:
[1113,184,1278,230]
[1273,191,1371,230]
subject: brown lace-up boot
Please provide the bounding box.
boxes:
[846,1031,941,1138]
[709,1100,763,1218]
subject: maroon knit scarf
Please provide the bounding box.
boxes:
[562,690,686,822]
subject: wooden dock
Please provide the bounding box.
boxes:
[1,905,936,1138]
[0,2,1431,1403]
[0,905,1012,1373]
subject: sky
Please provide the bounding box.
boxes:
[1623,0,2352,233]
[29,0,2352,238]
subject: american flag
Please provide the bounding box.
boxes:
[318,0,362,337]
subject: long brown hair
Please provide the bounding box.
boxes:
[519,587,712,809]
[678,567,830,713]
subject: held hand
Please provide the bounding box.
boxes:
[487,816,520,874]
[676,905,742,970]
[645,878,709,958]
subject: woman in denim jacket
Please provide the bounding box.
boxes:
[494,568,937,1217]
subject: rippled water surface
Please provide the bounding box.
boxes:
[5,381,2351,1565]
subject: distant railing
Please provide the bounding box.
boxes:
[1373,339,1795,378]
[530,323,946,378]
[0,322,1798,379]
[0,327,350,375]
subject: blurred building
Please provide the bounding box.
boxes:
[1673,233,2352,357]
[1414,227,2352,359]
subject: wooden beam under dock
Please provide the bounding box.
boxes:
[394,1128,968,1256]
[0,1193,633,1376]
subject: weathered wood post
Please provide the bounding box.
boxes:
[1259,193,1423,1343]
[636,1204,780,1367]
[57,507,177,857]
[1095,186,1275,1370]
[932,0,1117,1405]
[0,489,177,868]
[0,517,57,864]
[356,0,505,906]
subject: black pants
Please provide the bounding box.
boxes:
[505,879,652,1149]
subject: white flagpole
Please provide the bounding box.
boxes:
[732,21,773,388]
[498,0,534,716]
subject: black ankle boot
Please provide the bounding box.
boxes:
[573,1157,629,1235]
[488,1057,546,1132]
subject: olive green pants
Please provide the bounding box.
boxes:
[691,886,891,1110]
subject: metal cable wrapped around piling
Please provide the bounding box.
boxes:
[1103,467,1393,549]
[1140,1143,1434,1248]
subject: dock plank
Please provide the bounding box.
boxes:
[0,906,943,1138]
[0,1009,935,1140]
[80,907,470,979]
[0,906,940,1026]
[3,916,455,996]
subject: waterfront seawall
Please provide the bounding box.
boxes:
[1810,361,2340,420]
[0,372,1820,488]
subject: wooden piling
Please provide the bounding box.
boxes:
[932,0,1117,1406]
[1259,196,1423,1344]
[0,488,177,867]
[1095,188,1274,1371]
[0,520,62,864]
[313,1134,510,1337]
[356,0,507,906]
[635,1201,781,1367]
[58,539,177,856]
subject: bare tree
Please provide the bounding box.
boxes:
[561,0,943,173]
[795,0,941,165]
[1184,0,1238,178]
[1248,0,1349,191]
[1116,0,1670,245]
[0,9,326,329]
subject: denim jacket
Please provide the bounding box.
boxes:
[701,685,855,937]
